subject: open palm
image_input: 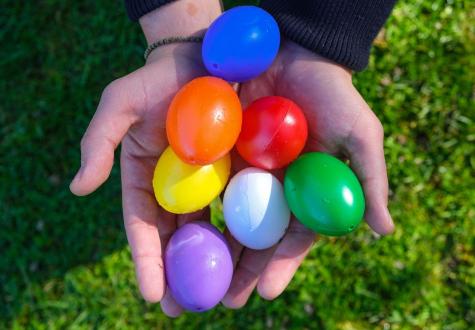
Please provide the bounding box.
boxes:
[70,39,394,315]
[70,44,208,316]
[222,40,394,308]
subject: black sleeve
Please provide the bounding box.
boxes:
[260,0,397,71]
[124,0,396,71]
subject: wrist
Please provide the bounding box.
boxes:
[145,42,202,65]
[139,0,222,44]
[281,39,353,81]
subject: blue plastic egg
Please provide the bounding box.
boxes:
[202,6,280,82]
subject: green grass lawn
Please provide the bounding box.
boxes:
[1,0,474,329]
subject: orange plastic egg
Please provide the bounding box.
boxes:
[166,76,242,165]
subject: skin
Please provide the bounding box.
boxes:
[70,0,394,318]
[222,41,394,308]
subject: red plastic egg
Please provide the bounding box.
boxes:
[236,96,308,170]
[166,76,242,165]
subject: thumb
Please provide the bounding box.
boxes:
[70,77,138,196]
[345,108,394,235]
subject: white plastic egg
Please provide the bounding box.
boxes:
[223,167,290,250]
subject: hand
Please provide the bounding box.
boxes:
[70,0,221,317]
[222,40,395,308]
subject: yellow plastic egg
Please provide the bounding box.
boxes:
[152,146,231,214]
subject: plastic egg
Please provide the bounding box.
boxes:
[165,222,233,312]
[223,168,290,249]
[202,6,280,82]
[152,146,230,214]
[166,76,242,165]
[284,152,365,236]
[236,96,308,170]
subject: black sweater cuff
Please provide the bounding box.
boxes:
[124,0,396,71]
[125,0,177,21]
[260,0,397,71]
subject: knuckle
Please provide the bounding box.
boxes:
[102,77,125,99]
[79,129,97,152]
[79,133,90,151]
[374,121,384,139]
[102,80,118,97]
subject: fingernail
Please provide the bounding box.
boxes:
[385,208,395,231]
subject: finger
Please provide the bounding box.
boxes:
[346,109,394,235]
[224,228,244,269]
[257,219,315,300]
[304,140,343,158]
[239,77,273,108]
[221,246,276,309]
[70,78,139,196]
[121,146,176,303]
[160,287,184,318]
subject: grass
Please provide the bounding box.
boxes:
[1,0,474,329]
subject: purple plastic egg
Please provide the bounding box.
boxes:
[165,222,233,312]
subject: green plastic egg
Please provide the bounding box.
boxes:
[284,152,365,236]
